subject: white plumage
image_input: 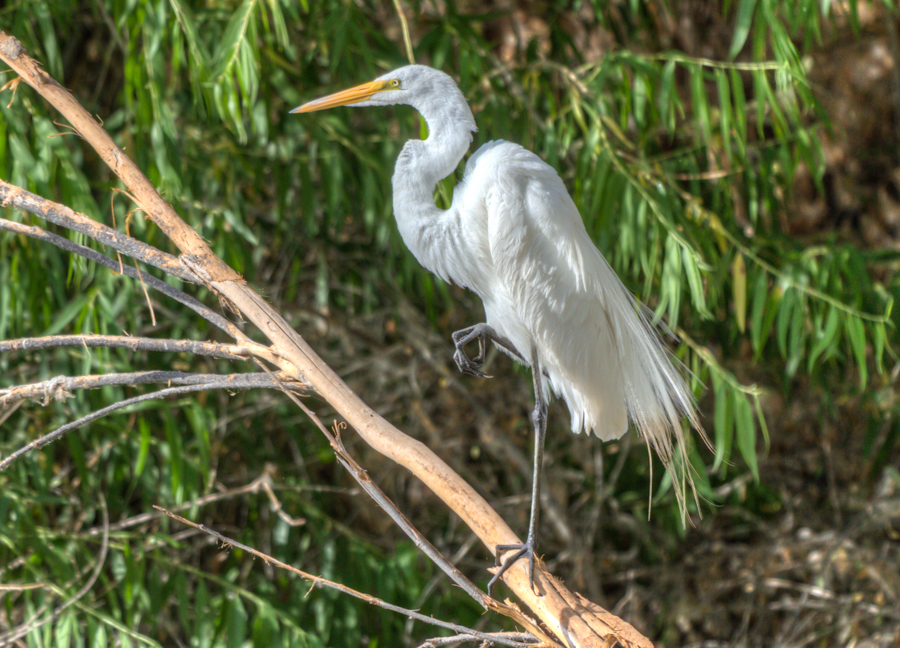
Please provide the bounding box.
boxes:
[294,64,701,592]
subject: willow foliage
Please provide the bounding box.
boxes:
[1,0,897,646]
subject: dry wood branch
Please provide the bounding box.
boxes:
[0,497,110,646]
[0,30,653,648]
[156,507,540,648]
[0,180,198,285]
[416,634,538,648]
[0,203,244,341]
[0,369,298,407]
[0,373,304,470]
[0,333,264,361]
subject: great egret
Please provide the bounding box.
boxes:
[293,65,701,595]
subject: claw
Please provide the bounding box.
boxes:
[487,537,538,598]
[452,323,524,378]
[453,348,489,377]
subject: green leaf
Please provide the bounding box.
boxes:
[734,391,759,481]
[716,68,734,162]
[40,291,96,336]
[712,372,734,473]
[212,0,258,79]
[750,271,770,355]
[844,315,868,388]
[730,0,759,58]
[690,65,712,144]
[807,306,839,372]
[776,286,796,357]
[732,252,747,332]
[683,244,710,318]
[168,0,209,73]
[786,290,805,377]
[226,596,248,648]
[658,58,677,130]
[729,68,747,151]
[873,320,886,375]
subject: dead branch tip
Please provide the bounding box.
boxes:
[0,37,25,60]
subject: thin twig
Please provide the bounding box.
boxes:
[0,180,196,284]
[0,374,305,470]
[77,468,325,537]
[156,508,538,648]
[416,633,537,648]
[0,216,245,340]
[392,0,415,65]
[0,370,302,408]
[0,496,110,646]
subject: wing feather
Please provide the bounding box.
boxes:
[464,141,697,468]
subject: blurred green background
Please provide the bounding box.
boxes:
[1,1,898,646]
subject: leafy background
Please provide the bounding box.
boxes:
[1,0,898,646]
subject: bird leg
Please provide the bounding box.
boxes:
[451,323,525,377]
[487,344,547,597]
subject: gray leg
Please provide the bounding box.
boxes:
[451,323,525,377]
[487,344,546,597]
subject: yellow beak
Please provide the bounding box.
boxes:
[291,79,393,113]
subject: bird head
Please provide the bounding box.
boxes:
[291,65,476,135]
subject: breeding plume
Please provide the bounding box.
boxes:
[293,65,701,594]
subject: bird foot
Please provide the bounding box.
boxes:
[487,537,538,598]
[451,324,493,378]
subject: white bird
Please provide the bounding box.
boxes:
[293,65,701,595]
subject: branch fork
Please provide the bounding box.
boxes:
[0,29,652,648]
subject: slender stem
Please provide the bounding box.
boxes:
[0,215,244,339]
[0,374,304,471]
[0,334,259,361]
[157,508,536,648]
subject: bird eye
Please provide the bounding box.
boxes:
[390,79,401,88]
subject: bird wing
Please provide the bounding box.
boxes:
[462,141,695,459]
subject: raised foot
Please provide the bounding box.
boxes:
[452,323,526,378]
[451,323,494,378]
[487,537,538,598]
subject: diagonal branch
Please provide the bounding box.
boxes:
[0,180,199,285]
[156,507,539,648]
[0,373,305,471]
[0,333,277,364]
[259,361,554,640]
[0,209,246,341]
[0,30,652,648]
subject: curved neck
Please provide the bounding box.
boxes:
[390,109,474,278]
[392,113,472,213]
[387,79,477,280]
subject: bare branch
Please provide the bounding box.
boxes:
[0,333,276,364]
[0,370,302,407]
[416,633,538,648]
[156,507,539,648]
[0,215,244,340]
[0,180,197,284]
[0,373,305,470]
[0,29,654,647]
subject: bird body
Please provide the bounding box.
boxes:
[380,67,695,454]
[294,64,700,592]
